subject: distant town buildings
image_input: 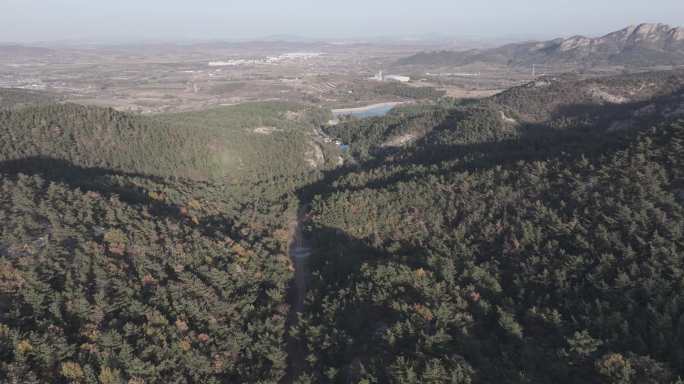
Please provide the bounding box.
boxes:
[426,72,481,77]
[370,71,384,81]
[208,52,324,67]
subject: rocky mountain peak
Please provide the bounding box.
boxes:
[624,23,683,43]
[671,27,684,41]
[399,22,684,68]
[559,36,593,51]
[634,22,667,34]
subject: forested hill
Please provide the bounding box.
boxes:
[0,99,330,383]
[397,23,684,68]
[0,104,216,178]
[0,101,339,181]
[323,69,684,160]
[295,69,684,383]
[489,69,684,121]
[0,97,340,382]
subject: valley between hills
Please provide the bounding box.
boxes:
[1,22,684,384]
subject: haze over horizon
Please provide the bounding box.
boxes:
[2,0,684,44]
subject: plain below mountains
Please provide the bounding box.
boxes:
[398,23,684,69]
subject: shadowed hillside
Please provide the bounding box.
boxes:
[292,69,684,383]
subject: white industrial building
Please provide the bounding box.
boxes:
[369,71,410,83]
[384,75,411,83]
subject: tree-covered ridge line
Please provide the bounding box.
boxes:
[0,101,340,184]
[155,101,340,183]
[322,69,684,168]
[0,104,216,179]
[488,69,684,122]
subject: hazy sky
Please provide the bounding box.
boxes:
[1,0,683,43]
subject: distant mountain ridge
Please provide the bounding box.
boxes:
[398,23,684,68]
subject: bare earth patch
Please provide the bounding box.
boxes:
[588,86,630,104]
[382,133,418,147]
[284,110,304,121]
[499,111,518,124]
[305,141,325,169]
[444,87,503,99]
[252,126,280,135]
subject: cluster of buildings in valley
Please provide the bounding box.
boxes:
[425,72,481,77]
[208,52,324,67]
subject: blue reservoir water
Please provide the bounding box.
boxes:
[333,104,397,119]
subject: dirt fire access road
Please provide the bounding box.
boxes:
[283,205,311,382]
